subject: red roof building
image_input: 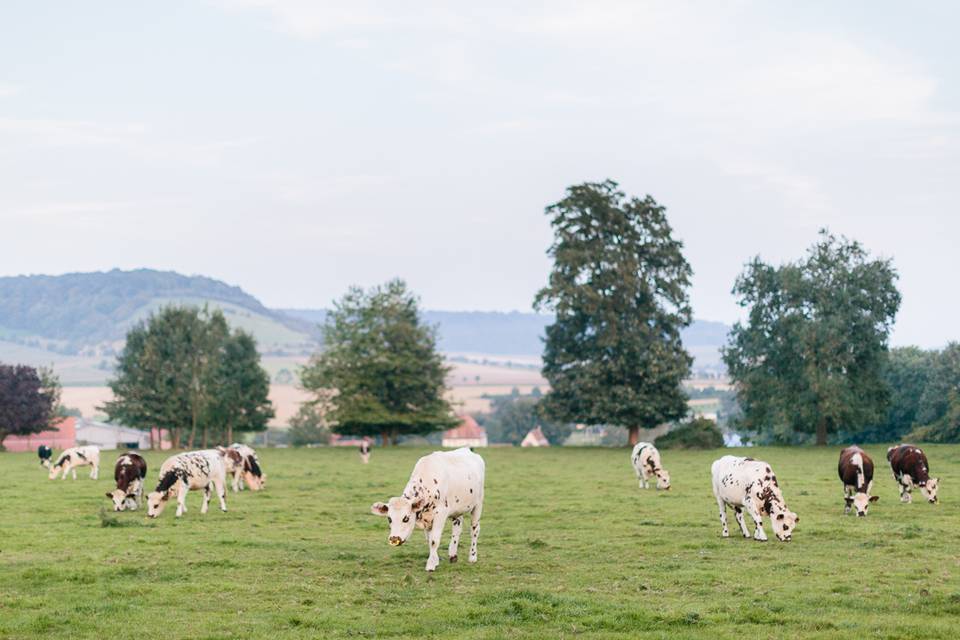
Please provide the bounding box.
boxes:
[2,416,77,452]
[442,415,488,448]
[521,425,550,447]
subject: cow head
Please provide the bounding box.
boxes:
[845,493,879,517]
[106,489,137,512]
[48,459,65,479]
[921,478,940,504]
[371,496,424,546]
[146,490,172,518]
[655,469,671,490]
[772,509,799,541]
[40,459,51,469]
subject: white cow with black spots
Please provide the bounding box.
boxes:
[371,447,484,572]
[48,446,100,480]
[711,455,799,542]
[146,450,228,519]
[227,443,265,491]
[631,442,671,490]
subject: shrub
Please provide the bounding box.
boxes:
[655,417,724,449]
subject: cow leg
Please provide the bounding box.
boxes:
[425,516,446,572]
[716,497,729,537]
[215,477,228,512]
[91,464,98,480]
[63,464,73,480]
[745,499,767,541]
[843,486,852,514]
[201,483,211,514]
[176,488,188,517]
[232,469,241,493]
[448,516,463,562]
[734,506,750,538]
[469,504,482,563]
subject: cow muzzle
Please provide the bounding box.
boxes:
[389,536,404,547]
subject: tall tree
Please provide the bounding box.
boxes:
[300,280,456,445]
[723,230,901,445]
[481,395,574,446]
[534,180,693,445]
[0,364,61,450]
[205,331,274,445]
[104,306,268,448]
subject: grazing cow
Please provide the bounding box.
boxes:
[48,446,100,480]
[371,447,485,572]
[106,453,148,511]
[838,446,879,516]
[146,450,228,518]
[887,444,940,504]
[631,442,670,490]
[38,445,53,468]
[360,438,371,464]
[228,443,265,491]
[215,446,245,493]
[711,455,798,542]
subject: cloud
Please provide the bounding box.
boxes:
[0,83,20,97]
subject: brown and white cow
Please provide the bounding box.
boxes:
[146,450,228,519]
[838,446,879,516]
[888,444,940,504]
[227,443,264,491]
[105,453,148,511]
[48,446,100,480]
[360,437,371,464]
[631,442,670,490]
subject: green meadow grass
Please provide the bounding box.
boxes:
[1,445,959,639]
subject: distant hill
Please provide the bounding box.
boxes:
[0,270,730,382]
[0,269,317,355]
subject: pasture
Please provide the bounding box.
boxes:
[1,445,959,639]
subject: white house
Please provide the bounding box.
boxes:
[521,426,550,447]
[75,419,153,450]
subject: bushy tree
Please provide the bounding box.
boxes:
[0,364,62,450]
[535,180,693,445]
[655,417,724,450]
[205,331,274,445]
[906,343,960,442]
[300,280,456,445]
[723,231,901,445]
[105,306,273,448]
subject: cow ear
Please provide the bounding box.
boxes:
[844,496,853,506]
[105,492,113,498]
[869,495,880,502]
[410,498,424,511]
[370,502,389,516]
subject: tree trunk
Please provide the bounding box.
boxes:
[148,427,155,451]
[627,425,640,446]
[816,417,828,446]
[172,428,181,450]
[227,423,233,446]
[202,425,208,449]
[390,426,399,446]
[381,430,390,447]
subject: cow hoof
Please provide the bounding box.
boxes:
[449,555,458,563]
[721,532,729,538]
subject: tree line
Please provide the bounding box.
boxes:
[2,180,955,448]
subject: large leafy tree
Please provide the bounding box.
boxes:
[723,231,901,445]
[0,364,62,450]
[907,343,960,442]
[534,180,693,445]
[300,280,457,445]
[105,306,272,448]
[204,331,274,446]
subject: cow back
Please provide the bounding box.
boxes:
[838,446,874,491]
[888,444,930,484]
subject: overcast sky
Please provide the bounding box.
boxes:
[1,2,958,347]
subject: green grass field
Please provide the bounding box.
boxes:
[2,445,959,639]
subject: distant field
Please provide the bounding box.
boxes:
[1,445,958,639]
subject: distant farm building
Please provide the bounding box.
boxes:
[1,416,78,452]
[521,426,550,447]
[75,418,167,450]
[442,415,488,448]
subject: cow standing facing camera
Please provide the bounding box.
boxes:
[712,456,798,542]
[370,447,484,572]
[38,445,53,469]
[838,446,879,516]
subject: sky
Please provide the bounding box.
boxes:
[1,1,958,348]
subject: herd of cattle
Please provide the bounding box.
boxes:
[33,438,941,572]
[37,443,265,517]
